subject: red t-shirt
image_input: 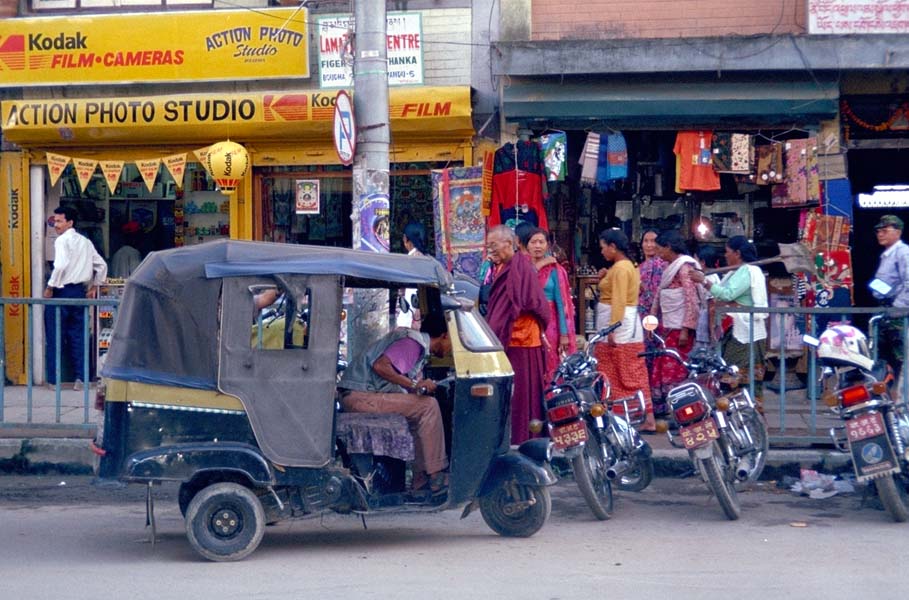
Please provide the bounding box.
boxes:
[674,131,721,191]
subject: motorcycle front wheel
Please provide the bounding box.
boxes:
[742,410,770,482]
[571,430,614,520]
[697,447,741,520]
[874,475,909,523]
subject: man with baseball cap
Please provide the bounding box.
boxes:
[872,214,909,378]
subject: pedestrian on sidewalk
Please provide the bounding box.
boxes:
[43,206,108,388]
[871,215,909,383]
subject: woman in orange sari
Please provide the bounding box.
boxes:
[527,228,577,382]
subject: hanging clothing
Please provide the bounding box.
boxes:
[597,132,628,188]
[755,143,784,185]
[540,131,568,182]
[711,133,752,174]
[579,132,600,186]
[674,131,721,191]
[490,141,548,230]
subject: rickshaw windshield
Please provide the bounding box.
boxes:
[455,309,502,352]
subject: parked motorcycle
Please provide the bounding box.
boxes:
[804,318,909,522]
[542,322,655,520]
[641,317,768,520]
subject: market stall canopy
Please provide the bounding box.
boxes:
[503,75,839,129]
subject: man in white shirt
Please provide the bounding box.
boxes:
[43,206,108,388]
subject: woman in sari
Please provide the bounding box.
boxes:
[638,229,666,402]
[638,229,666,318]
[595,229,655,431]
[527,228,577,382]
[650,230,702,415]
[690,236,768,406]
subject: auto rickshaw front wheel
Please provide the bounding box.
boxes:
[185,482,266,562]
[479,482,551,538]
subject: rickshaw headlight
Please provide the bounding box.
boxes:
[528,419,544,434]
[470,383,494,397]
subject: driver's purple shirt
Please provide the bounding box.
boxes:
[383,337,424,377]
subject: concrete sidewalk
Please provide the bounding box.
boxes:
[0,383,852,478]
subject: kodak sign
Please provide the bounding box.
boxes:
[0,8,309,86]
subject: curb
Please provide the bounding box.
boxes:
[1,437,850,479]
[0,438,95,475]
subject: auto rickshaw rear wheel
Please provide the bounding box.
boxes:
[479,482,551,538]
[185,482,266,562]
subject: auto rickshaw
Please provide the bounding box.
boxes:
[93,240,555,561]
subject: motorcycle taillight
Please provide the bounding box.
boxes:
[673,400,708,425]
[548,402,580,423]
[839,384,872,408]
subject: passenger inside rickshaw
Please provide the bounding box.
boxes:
[249,283,309,350]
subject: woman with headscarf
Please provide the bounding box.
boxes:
[690,236,768,406]
[595,229,655,431]
[526,227,577,382]
[649,230,702,415]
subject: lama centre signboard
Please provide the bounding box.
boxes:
[317,12,423,88]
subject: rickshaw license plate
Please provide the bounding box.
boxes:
[678,418,719,450]
[551,420,587,450]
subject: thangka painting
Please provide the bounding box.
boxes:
[432,167,485,280]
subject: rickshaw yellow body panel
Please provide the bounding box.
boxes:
[105,378,246,412]
[446,312,513,378]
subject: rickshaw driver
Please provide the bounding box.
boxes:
[337,312,452,495]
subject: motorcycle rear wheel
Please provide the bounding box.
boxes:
[615,455,655,493]
[571,431,614,520]
[874,475,909,523]
[697,448,741,520]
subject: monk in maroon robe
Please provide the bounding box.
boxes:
[484,225,550,444]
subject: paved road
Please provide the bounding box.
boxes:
[0,474,903,599]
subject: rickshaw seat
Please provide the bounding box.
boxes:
[335,412,415,462]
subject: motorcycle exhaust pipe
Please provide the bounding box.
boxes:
[606,460,632,481]
[735,455,754,482]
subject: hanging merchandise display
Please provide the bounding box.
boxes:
[596,131,628,189]
[488,140,548,230]
[539,131,568,182]
[433,166,485,278]
[579,132,600,186]
[755,142,785,185]
[772,138,821,207]
[673,130,721,191]
[711,133,753,174]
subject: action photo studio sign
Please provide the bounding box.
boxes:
[317,12,423,88]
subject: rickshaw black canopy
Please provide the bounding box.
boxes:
[102,240,452,391]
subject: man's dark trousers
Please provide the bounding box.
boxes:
[45,283,87,385]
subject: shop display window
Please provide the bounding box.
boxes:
[49,160,224,265]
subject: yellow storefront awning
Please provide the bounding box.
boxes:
[1,86,473,147]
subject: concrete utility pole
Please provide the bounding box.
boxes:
[349,0,390,358]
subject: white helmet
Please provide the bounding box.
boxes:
[816,324,874,371]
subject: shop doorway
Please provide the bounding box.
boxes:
[847,149,909,308]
